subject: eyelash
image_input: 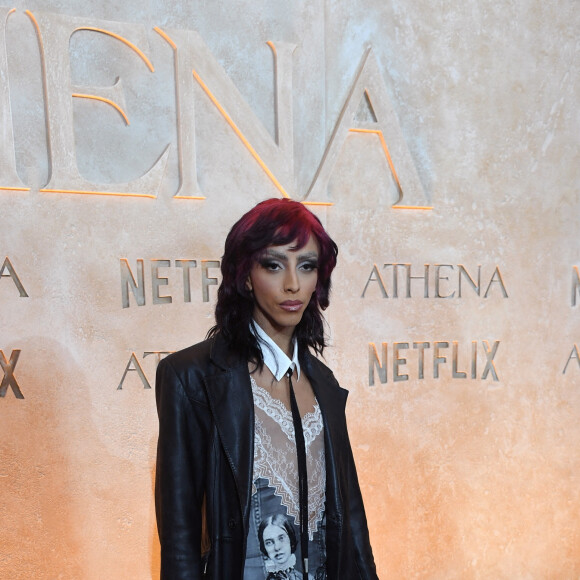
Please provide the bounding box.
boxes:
[300,261,318,271]
[260,260,282,271]
[259,260,318,272]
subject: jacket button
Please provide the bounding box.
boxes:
[228,518,237,529]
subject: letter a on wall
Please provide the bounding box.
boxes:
[305,48,428,208]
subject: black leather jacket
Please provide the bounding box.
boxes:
[155,334,379,580]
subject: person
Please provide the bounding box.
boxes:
[155,198,378,579]
[258,514,301,579]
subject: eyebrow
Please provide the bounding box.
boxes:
[263,249,319,262]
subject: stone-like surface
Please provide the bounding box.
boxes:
[1,1,579,578]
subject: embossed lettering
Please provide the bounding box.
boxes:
[572,267,580,307]
[361,264,388,298]
[433,341,449,379]
[151,259,172,305]
[399,264,429,298]
[368,342,387,386]
[483,267,508,298]
[470,340,477,379]
[563,344,580,374]
[393,342,409,382]
[368,340,501,384]
[305,49,425,206]
[458,265,481,297]
[175,259,197,302]
[0,257,29,297]
[117,352,151,389]
[435,265,455,298]
[0,8,27,191]
[201,260,220,303]
[154,27,298,199]
[29,11,169,197]
[121,258,145,308]
[0,10,425,206]
[481,340,500,380]
[362,264,508,299]
[0,349,24,399]
[121,258,220,306]
[413,341,430,379]
[452,341,467,378]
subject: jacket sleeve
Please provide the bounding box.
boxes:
[345,421,380,580]
[155,356,209,579]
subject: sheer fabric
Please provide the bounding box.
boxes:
[244,376,327,580]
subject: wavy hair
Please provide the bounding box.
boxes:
[207,198,338,367]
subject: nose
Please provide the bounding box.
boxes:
[284,267,299,293]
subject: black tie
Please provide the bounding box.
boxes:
[287,368,309,575]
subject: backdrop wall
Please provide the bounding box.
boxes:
[1,0,579,578]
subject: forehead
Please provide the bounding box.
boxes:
[263,524,286,538]
[264,235,319,255]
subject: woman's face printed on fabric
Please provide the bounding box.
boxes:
[262,523,292,566]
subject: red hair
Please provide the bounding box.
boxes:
[208,198,338,364]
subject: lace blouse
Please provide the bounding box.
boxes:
[243,376,327,579]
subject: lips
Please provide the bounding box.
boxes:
[279,300,303,312]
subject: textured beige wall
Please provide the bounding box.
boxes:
[1,0,579,578]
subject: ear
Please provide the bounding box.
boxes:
[245,276,253,292]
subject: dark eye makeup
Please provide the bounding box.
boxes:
[258,258,282,270]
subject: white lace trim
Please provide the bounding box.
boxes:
[251,378,323,447]
[250,375,326,539]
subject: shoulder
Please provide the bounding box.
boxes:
[161,339,213,369]
[303,350,333,377]
[160,333,245,377]
[162,338,214,374]
[156,336,239,406]
[303,350,346,394]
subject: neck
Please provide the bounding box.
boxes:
[269,328,294,358]
[253,317,295,357]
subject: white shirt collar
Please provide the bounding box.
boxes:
[251,321,301,381]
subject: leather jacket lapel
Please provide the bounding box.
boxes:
[303,353,349,526]
[204,337,254,526]
[202,340,350,553]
